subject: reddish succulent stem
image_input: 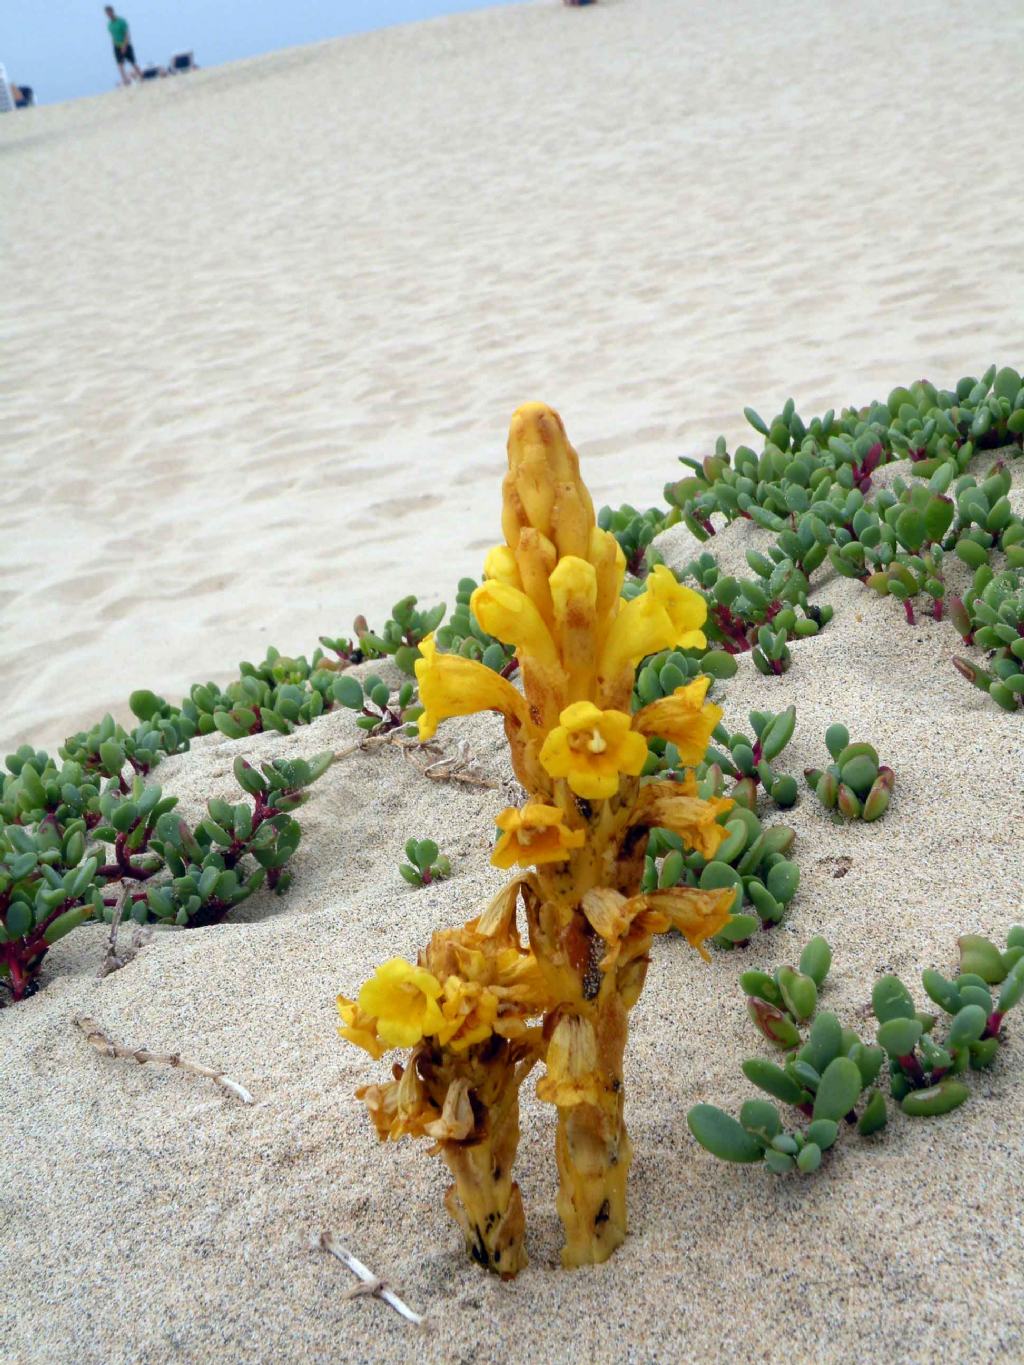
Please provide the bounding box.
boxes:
[898,1052,927,1086]
[933,598,943,621]
[903,600,916,626]
[985,1011,1003,1039]
[711,605,754,654]
[97,830,157,882]
[0,896,74,1002]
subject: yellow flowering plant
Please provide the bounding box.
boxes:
[338,403,734,1275]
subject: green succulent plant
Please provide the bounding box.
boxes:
[688,936,889,1171]
[59,704,195,781]
[687,926,1024,1173]
[701,705,799,811]
[0,748,330,1001]
[682,551,832,660]
[662,368,1024,660]
[114,752,331,927]
[165,645,403,741]
[349,595,446,676]
[666,367,1023,541]
[950,568,1024,712]
[597,503,674,578]
[804,724,894,821]
[873,928,1024,1115]
[398,838,451,888]
[332,673,422,736]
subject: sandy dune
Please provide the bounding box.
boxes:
[3,0,1023,753]
[3,493,1024,1361]
[2,0,1024,1361]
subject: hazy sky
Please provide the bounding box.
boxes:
[1,0,524,105]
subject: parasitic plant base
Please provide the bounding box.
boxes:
[443,1122,529,1277]
[547,994,633,1266]
[339,403,733,1276]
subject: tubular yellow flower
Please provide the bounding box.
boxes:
[512,527,557,626]
[502,402,595,558]
[357,958,445,1049]
[436,978,500,1053]
[336,996,388,1060]
[483,544,523,590]
[472,578,566,730]
[539,702,648,800]
[629,886,736,961]
[414,633,530,741]
[645,565,708,650]
[471,580,560,667]
[596,594,676,711]
[596,568,708,710]
[492,803,586,869]
[631,778,734,860]
[631,674,724,766]
[535,1014,603,1108]
[548,555,598,700]
[358,1058,440,1142]
[589,527,626,626]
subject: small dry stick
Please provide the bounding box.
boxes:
[318,1232,427,1328]
[72,1014,254,1105]
[98,889,128,978]
[334,732,496,788]
[411,740,496,789]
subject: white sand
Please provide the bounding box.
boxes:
[3,0,1024,1360]
[3,0,1023,752]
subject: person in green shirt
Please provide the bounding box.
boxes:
[104,6,143,85]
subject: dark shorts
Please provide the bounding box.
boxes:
[114,42,137,65]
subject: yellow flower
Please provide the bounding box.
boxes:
[645,565,707,650]
[492,803,586,869]
[336,996,388,1060]
[631,778,734,860]
[502,402,595,559]
[470,579,560,668]
[637,887,735,961]
[539,702,648,800]
[357,1061,439,1142]
[471,579,567,731]
[631,674,723,766]
[596,567,708,710]
[357,958,445,1049]
[548,556,598,700]
[483,544,522,589]
[414,633,530,742]
[535,1014,603,1108]
[436,977,500,1052]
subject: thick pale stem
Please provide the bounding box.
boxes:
[553,992,632,1267]
[440,1083,528,1278]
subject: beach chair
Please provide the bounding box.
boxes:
[169,52,197,74]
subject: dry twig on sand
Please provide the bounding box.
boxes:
[317,1232,428,1328]
[334,734,496,789]
[97,890,128,977]
[72,1014,254,1105]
